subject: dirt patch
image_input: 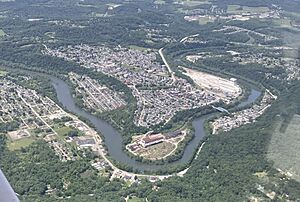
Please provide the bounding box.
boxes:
[7,129,31,141]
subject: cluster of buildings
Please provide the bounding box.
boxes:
[141,27,176,44]
[182,67,241,104]
[186,52,224,63]
[213,25,278,41]
[64,120,103,151]
[7,129,31,141]
[0,78,63,132]
[186,47,299,82]
[211,90,277,134]
[91,159,110,171]
[1,75,185,183]
[0,76,107,163]
[184,4,281,23]
[0,74,185,184]
[69,73,126,112]
[231,52,300,81]
[0,78,75,161]
[127,131,185,159]
[43,45,239,127]
[132,79,217,127]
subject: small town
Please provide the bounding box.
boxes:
[213,25,278,41]
[211,89,277,134]
[0,75,176,184]
[230,52,300,81]
[0,77,108,161]
[43,45,242,127]
[69,72,127,112]
[2,0,300,200]
[186,48,300,81]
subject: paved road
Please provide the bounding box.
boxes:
[159,48,176,83]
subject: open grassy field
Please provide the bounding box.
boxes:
[7,137,35,151]
[129,45,151,52]
[77,2,97,8]
[267,114,300,182]
[273,18,292,28]
[138,141,176,160]
[179,0,211,7]
[0,70,7,76]
[0,29,6,37]
[284,11,300,19]
[154,0,165,5]
[198,16,214,25]
[227,5,269,14]
[54,126,73,137]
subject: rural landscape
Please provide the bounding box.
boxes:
[0,0,299,201]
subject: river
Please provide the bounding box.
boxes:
[50,76,261,172]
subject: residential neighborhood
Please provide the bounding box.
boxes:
[43,45,242,127]
[0,76,176,183]
[69,72,127,112]
[211,89,277,134]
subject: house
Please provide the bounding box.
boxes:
[74,137,96,148]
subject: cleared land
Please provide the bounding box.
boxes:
[179,0,211,7]
[0,70,7,76]
[267,115,300,182]
[227,5,269,14]
[7,137,35,151]
[0,29,5,37]
[198,16,214,25]
[182,67,241,101]
[273,19,292,28]
[54,126,73,137]
[138,141,176,160]
[154,0,165,5]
